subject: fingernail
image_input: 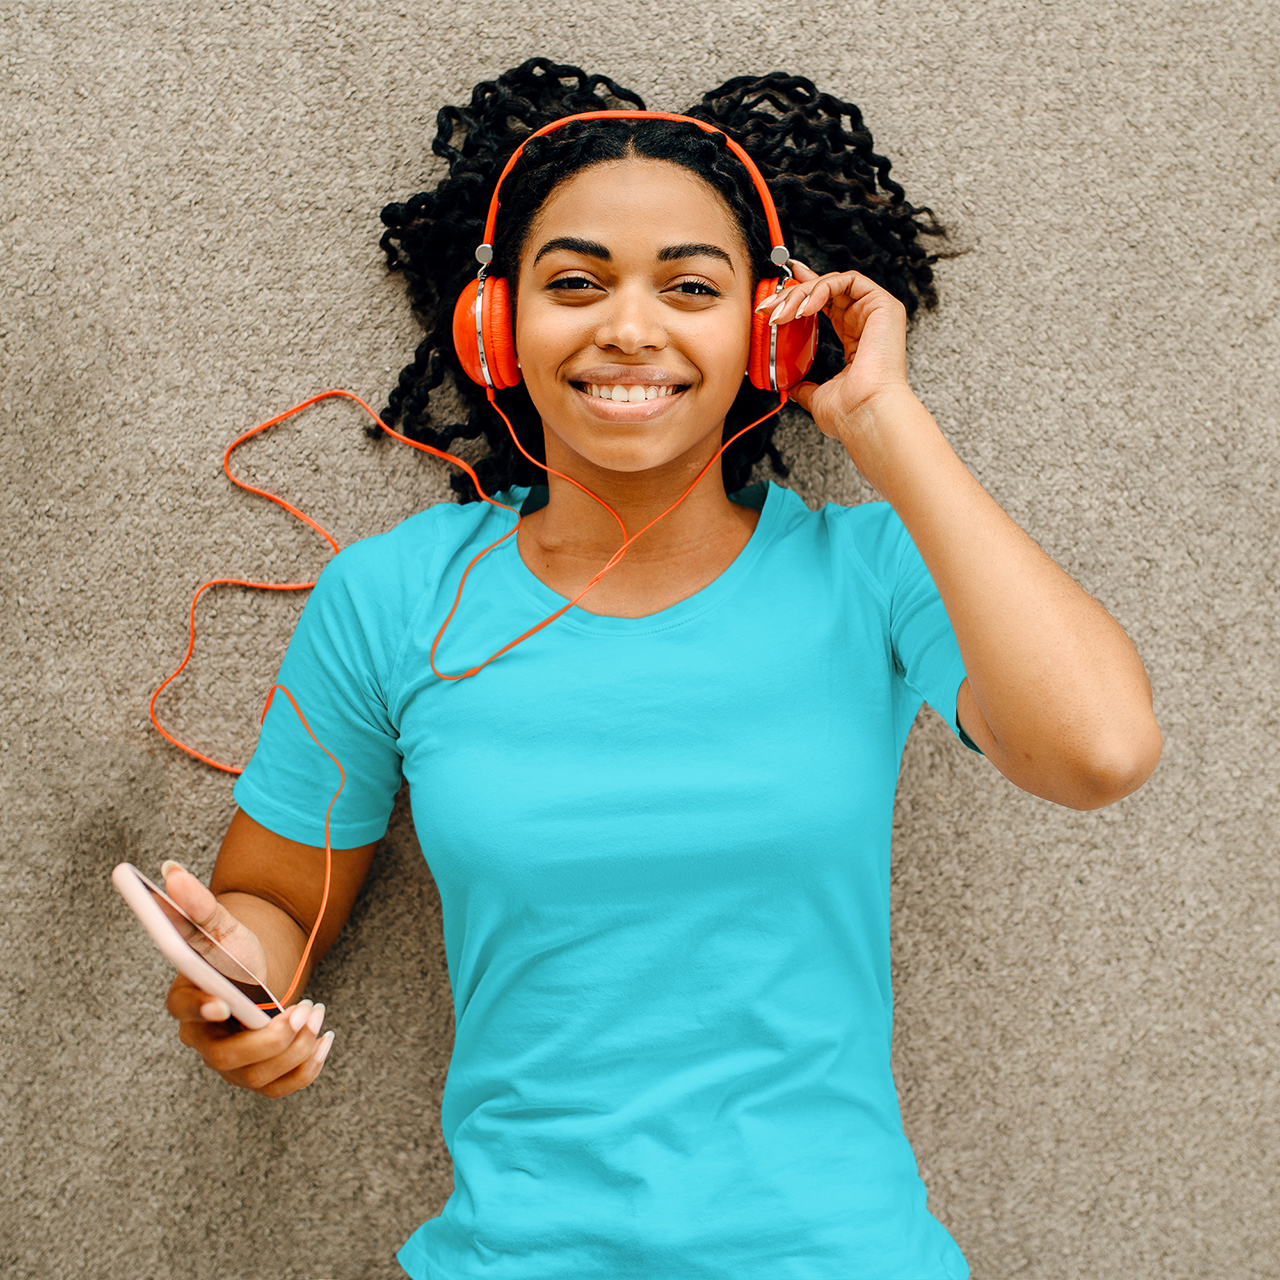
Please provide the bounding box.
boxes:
[313,1031,335,1067]
[288,1000,314,1032]
[794,298,810,318]
[202,999,230,1022]
[160,859,185,880]
[306,1003,326,1036]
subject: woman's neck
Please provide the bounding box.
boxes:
[515,449,761,619]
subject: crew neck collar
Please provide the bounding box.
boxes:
[496,481,782,635]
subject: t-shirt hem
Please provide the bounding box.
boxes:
[944,656,984,755]
[232,777,389,847]
[397,1237,440,1280]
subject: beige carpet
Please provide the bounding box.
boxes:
[2,2,1277,1277]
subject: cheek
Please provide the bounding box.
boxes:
[700,315,753,391]
[514,322,575,411]
[513,297,577,372]
[700,289,754,379]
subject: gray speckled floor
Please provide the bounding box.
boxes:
[2,3,1277,1277]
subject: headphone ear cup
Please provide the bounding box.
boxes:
[748,278,819,392]
[747,279,778,391]
[452,277,522,389]
[452,278,485,386]
[481,277,521,389]
[774,302,819,394]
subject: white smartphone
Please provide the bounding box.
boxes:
[111,862,285,1029]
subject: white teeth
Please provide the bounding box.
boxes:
[583,384,679,400]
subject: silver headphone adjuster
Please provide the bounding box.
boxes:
[474,268,495,390]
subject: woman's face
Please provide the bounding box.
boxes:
[514,157,755,480]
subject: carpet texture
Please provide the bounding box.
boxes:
[2,2,1277,1277]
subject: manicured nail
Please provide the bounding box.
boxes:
[794,298,811,318]
[313,1031,335,1067]
[288,1000,314,1032]
[201,999,230,1022]
[755,294,778,312]
[306,1003,326,1036]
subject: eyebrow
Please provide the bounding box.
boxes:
[532,236,735,272]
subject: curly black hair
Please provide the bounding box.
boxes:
[377,57,950,501]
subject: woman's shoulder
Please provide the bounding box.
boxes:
[310,494,519,613]
[763,483,907,548]
[760,484,915,598]
[330,493,517,566]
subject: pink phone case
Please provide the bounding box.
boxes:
[111,862,281,1029]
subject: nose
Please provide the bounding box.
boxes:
[593,281,667,354]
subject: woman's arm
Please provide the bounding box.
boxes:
[163,809,377,1097]
[768,266,1162,810]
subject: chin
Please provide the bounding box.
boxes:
[544,408,736,481]
[571,444,690,477]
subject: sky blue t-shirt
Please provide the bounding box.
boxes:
[234,481,977,1279]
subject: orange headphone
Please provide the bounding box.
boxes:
[450,110,820,395]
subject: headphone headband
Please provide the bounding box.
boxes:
[475,110,791,270]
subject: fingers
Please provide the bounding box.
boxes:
[166,973,231,1024]
[161,859,236,939]
[167,973,335,1097]
[212,1002,333,1097]
[214,1000,330,1094]
[787,380,820,415]
[209,999,324,1070]
[755,269,886,326]
[787,257,821,283]
[255,1029,335,1099]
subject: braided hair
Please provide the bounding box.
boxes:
[378,57,949,501]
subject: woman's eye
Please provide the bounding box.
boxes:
[545,276,720,297]
[673,280,720,297]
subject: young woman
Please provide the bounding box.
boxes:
[161,59,1161,1279]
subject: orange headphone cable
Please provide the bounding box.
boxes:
[148,389,515,773]
[252,682,343,1010]
[150,387,787,760]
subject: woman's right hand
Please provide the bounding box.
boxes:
[161,860,334,1098]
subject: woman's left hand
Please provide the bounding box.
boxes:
[756,260,914,439]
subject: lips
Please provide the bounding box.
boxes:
[566,364,693,419]
[579,383,684,402]
[571,382,688,420]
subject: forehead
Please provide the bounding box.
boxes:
[525,157,749,262]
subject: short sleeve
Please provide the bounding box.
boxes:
[233,540,407,846]
[886,516,983,755]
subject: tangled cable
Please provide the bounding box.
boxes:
[149,384,788,773]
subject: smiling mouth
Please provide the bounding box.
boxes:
[573,382,690,402]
